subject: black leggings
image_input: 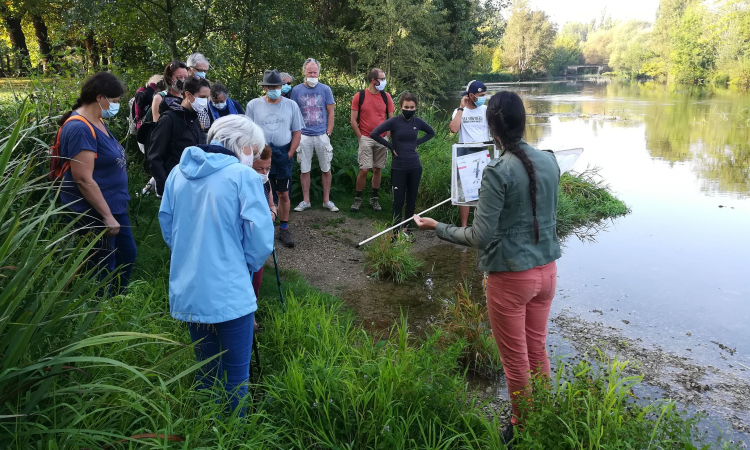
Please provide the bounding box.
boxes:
[391,167,423,226]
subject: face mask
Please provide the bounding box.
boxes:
[375,79,387,91]
[173,79,186,93]
[212,101,227,110]
[195,71,206,78]
[98,97,120,118]
[402,110,416,120]
[191,96,208,111]
[258,172,269,184]
[240,153,254,167]
[306,78,319,88]
[281,84,292,94]
[267,89,282,100]
[473,96,486,107]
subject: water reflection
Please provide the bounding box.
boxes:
[440,81,750,197]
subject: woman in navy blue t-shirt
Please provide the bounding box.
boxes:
[59,71,136,292]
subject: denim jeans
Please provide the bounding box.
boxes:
[187,312,255,417]
[75,211,137,294]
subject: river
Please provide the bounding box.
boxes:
[428,80,749,442]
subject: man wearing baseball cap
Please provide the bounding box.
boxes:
[448,79,489,227]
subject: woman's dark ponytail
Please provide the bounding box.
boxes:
[486,91,540,244]
[59,71,125,125]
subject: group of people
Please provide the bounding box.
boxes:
[55,59,562,439]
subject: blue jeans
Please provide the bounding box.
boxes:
[187,312,255,417]
[75,211,137,294]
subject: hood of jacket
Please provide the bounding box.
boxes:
[179,144,238,179]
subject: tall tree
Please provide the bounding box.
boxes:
[0,1,30,75]
[501,0,556,75]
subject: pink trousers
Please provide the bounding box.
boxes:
[486,261,557,423]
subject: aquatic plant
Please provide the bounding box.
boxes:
[435,283,502,375]
[512,352,730,449]
[557,167,631,241]
[362,223,423,284]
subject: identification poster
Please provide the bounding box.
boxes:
[451,143,498,206]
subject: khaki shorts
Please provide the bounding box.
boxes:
[297,134,333,173]
[358,136,388,170]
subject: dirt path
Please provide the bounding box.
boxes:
[270,208,444,296]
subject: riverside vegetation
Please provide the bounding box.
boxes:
[0,85,740,448]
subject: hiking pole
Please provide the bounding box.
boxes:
[355,198,452,248]
[272,247,284,307]
[250,332,261,383]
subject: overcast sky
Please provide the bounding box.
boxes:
[525,0,660,27]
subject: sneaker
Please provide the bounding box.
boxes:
[278,227,295,248]
[322,201,339,212]
[350,197,362,212]
[370,197,382,211]
[294,201,311,212]
[141,177,156,196]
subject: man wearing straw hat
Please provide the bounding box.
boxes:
[246,69,304,248]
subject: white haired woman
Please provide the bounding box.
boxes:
[158,114,274,416]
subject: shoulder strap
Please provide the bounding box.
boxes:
[65,115,97,139]
[356,90,365,125]
[380,91,389,118]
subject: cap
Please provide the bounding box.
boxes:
[461,80,486,96]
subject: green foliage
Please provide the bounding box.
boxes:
[547,33,583,76]
[557,168,630,241]
[501,0,556,76]
[362,223,423,284]
[435,284,501,374]
[514,355,709,449]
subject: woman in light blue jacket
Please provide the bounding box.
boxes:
[159,114,273,416]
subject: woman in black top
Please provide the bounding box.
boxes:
[370,92,435,232]
[148,76,210,196]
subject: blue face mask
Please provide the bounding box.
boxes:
[267,89,282,100]
[281,84,292,94]
[195,71,206,78]
[473,96,486,107]
[98,97,120,118]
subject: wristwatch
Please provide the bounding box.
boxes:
[457,107,464,111]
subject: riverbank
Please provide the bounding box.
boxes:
[0,88,743,448]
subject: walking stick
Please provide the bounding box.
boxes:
[250,332,261,382]
[355,198,452,248]
[272,247,285,307]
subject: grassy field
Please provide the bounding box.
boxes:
[0,87,734,449]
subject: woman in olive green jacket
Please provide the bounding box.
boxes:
[415,91,561,433]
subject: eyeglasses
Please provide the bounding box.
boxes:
[283,82,292,86]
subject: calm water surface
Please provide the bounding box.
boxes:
[509,81,750,370]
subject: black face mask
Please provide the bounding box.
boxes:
[402,110,416,120]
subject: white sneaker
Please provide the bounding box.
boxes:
[322,201,339,212]
[141,177,156,195]
[294,201,311,212]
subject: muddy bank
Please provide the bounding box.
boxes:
[550,310,750,436]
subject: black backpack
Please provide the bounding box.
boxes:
[356,89,389,125]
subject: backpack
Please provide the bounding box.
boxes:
[136,91,168,146]
[49,115,98,182]
[355,89,389,125]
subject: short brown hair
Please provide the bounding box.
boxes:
[259,145,272,160]
[399,92,418,107]
[368,68,383,84]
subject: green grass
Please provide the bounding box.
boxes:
[361,223,423,283]
[2,84,732,450]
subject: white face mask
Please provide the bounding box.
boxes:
[191,96,208,111]
[258,172,269,184]
[240,153,254,167]
[306,77,319,88]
